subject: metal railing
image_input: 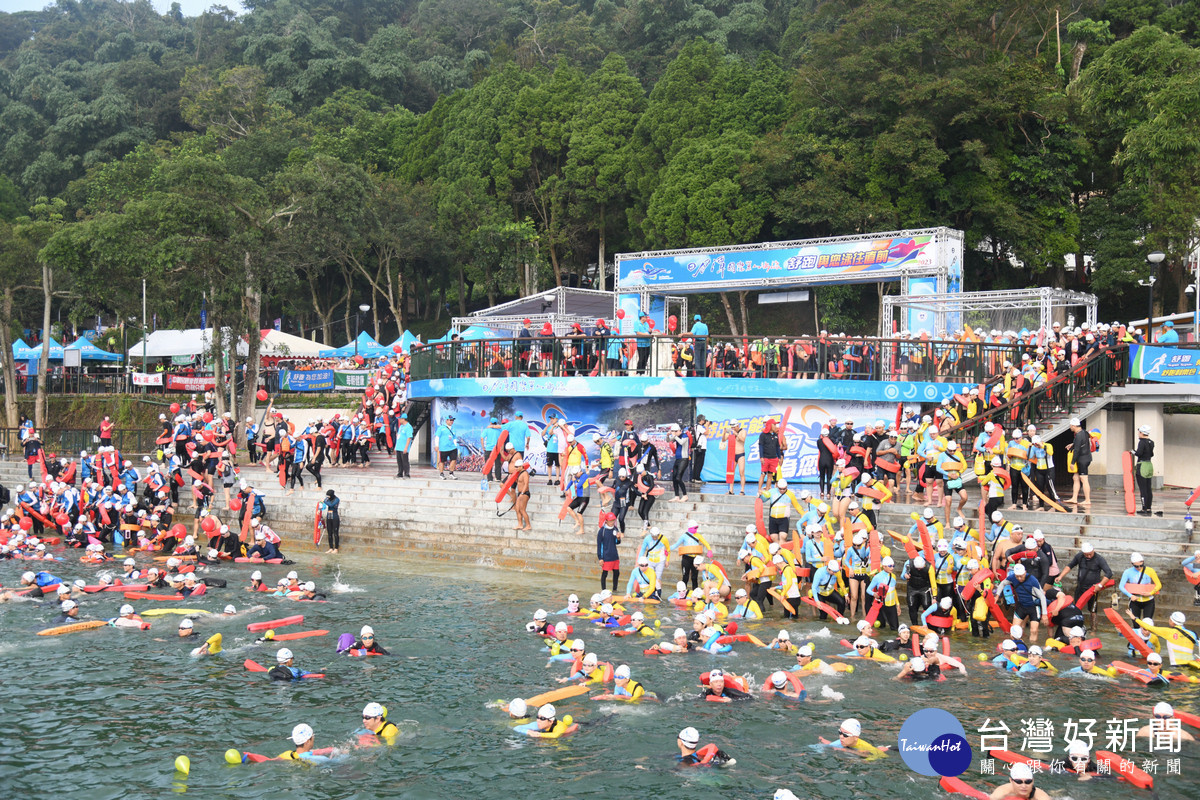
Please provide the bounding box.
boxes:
[410,334,1108,384]
[941,344,1132,447]
[0,428,162,460]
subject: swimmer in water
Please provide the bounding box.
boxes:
[828,718,887,757]
[247,570,267,592]
[268,648,317,681]
[1136,702,1196,742]
[592,664,646,701]
[544,622,573,654]
[700,668,752,702]
[505,698,530,722]
[1017,645,1055,675]
[556,594,582,615]
[357,702,399,745]
[279,723,343,763]
[727,587,763,619]
[1064,739,1100,780]
[527,608,551,634]
[351,625,388,654]
[53,599,79,625]
[765,630,796,653]
[879,623,913,653]
[652,628,696,654]
[512,703,574,738]
[988,762,1050,800]
[893,656,939,681]
[109,604,144,629]
[765,670,805,699]
[675,727,734,766]
[178,618,197,637]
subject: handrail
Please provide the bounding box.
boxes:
[941,344,1129,444]
[407,333,1067,384]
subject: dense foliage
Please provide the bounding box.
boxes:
[3,0,1200,351]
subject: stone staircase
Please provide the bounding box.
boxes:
[3,459,1196,614]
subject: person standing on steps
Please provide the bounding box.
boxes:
[321,489,340,554]
[1066,417,1092,508]
[690,314,709,376]
[1132,425,1155,516]
[435,414,458,479]
[691,415,709,485]
[668,423,690,503]
[394,413,413,478]
[723,422,747,495]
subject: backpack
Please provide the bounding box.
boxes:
[0,484,9,505]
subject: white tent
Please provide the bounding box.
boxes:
[126,328,249,358]
[259,329,326,357]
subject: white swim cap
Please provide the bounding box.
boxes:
[224,604,236,615]
[361,625,374,637]
[1010,763,1034,781]
[124,558,136,566]
[538,704,556,720]
[771,671,788,688]
[678,726,699,746]
[179,619,193,629]
[277,648,293,662]
[1154,701,1174,717]
[674,628,686,639]
[291,723,313,745]
[251,570,262,581]
[1067,739,1090,758]
[1171,612,1186,625]
[582,653,598,667]
[287,571,298,580]
[840,718,862,737]
[614,664,631,680]
[120,604,134,615]
[363,702,385,718]
[61,600,77,611]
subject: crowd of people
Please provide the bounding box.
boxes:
[420,317,1190,384]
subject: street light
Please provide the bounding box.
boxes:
[1138,251,1164,335]
[355,304,371,357]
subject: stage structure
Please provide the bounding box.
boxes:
[452,286,616,336]
[614,227,965,334]
[880,288,1098,337]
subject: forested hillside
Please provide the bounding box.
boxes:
[2,0,1199,342]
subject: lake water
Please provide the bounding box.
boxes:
[2,552,1198,799]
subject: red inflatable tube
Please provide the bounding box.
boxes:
[494,469,522,504]
[267,630,329,641]
[247,615,304,632]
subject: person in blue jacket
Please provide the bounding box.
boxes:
[434,415,459,479]
[394,413,413,478]
[506,412,531,457]
[690,314,709,376]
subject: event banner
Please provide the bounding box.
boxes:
[411,375,974,405]
[1128,344,1200,384]
[132,372,163,386]
[431,396,688,477]
[280,369,335,391]
[334,370,371,391]
[695,398,896,485]
[165,375,216,391]
[617,232,943,289]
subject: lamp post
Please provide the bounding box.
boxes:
[1187,258,1200,337]
[1138,251,1164,336]
[355,304,371,357]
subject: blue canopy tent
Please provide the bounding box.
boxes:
[14,337,64,360]
[318,330,389,358]
[430,326,501,344]
[386,330,421,353]
[10,338,29,356]
[65,336,122,362]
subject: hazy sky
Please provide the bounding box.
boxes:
[1,0,244,15]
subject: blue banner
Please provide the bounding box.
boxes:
[411,376,973,404]
[696,398,894,484]
[280,369,335,391]
[1129,344,1200,383]
[617,232,943,290]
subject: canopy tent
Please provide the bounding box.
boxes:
[126,328,249,359]
[452,287,616,337]
[429,326,503,344]
[386,330,421,353]
[318,330,389,358]
[14,337,64,360]
[259,329,326,358]
[10,338,29,356]
[65,336,122,362]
